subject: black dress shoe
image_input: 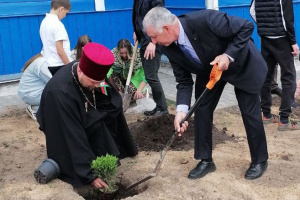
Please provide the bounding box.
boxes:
[144,107,157,116]
[144,108,168,116]
[152,109,168,116]
[271,87,282,97]
[188,160,216,179]
[245,161,268,180]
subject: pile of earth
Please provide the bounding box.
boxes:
[129,114,237,152]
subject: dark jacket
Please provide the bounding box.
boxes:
[160,10,267,106]
[250,0,296,45]
[132,0,164,43]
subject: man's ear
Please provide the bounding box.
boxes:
[77,65,83,75]
[163,25,170,33]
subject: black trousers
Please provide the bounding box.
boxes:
[271,65,279,90]
[194,78,268,164]
[139,38,167,111]
[260,37,296,123]
[48,65,64,76]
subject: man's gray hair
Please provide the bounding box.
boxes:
[143,7,177,33]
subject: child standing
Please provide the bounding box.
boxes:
[40,0,72,75]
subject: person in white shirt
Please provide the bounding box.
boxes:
[40,0,72,75]
[18,54,52,121]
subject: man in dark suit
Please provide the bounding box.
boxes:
[132,0,168,116]
[143,7,269,180]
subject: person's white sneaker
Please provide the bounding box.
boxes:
[26,106,37,121]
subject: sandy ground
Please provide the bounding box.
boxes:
[1,101,300,200]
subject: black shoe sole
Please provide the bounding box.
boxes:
[188,165,216,179]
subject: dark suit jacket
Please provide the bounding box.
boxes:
[160,9,267,106]
[132,0,165,43]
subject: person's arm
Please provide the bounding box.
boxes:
[133,32,137,44]
[282,0,299,56]
[144,42,156,60]
[108,76,121,93]
[56,40,70,64]
[134,81,146,99]
[205,10,254,69]
[282,0,296,45]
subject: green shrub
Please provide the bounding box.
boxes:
[91,154,118,192]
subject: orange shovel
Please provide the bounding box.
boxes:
[125,63,223,191]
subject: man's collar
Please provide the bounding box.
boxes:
[46,13,59,20]
[177,20,186,46]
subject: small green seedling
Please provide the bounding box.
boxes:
[91,154,118,193]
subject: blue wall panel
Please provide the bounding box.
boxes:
[0,26,5,75]
[0,0,205,18]
[19,17,33,62]
[9,18,23,74]
[0,10,137,77]
[0,0,299,79]
[294,2,300,45]
[0,18,13,75]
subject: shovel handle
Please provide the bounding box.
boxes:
[125,41,139,88]
[125,63,223,191]
[180,63,222,123]
[153,64,223,172]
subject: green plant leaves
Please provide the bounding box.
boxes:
[91,154,118,192]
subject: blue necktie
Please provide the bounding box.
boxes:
[178,44,202,67]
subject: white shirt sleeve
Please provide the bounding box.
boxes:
[54,23,68,42]
[176,104,189,113]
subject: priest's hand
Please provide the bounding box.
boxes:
[174,111,188,137]
[91,178,108,189]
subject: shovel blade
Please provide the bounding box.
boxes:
[125,173,156,191]
[122,93,131,112]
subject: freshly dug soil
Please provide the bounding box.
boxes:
[1,104,300,200]
[129,114,237,152]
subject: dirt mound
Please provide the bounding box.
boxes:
[129,114,236,152]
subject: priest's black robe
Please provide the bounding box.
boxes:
[37,61,138,186]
